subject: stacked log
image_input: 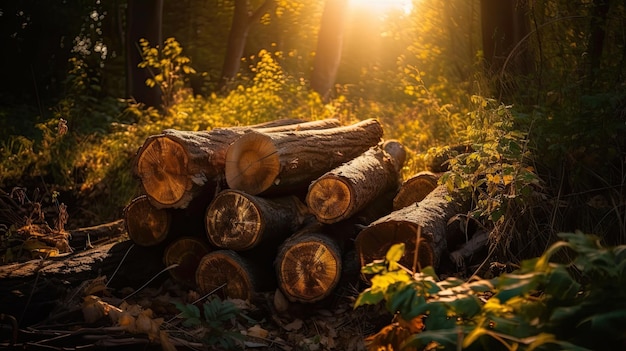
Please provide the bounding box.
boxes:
[134,118,342,209]
[123,118,475,303]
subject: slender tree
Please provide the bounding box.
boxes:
[126,0,163,108]
[480,0,530,75]
[310,0,349,101]
[219,0,276,91]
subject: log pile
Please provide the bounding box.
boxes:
[126,118,477,304]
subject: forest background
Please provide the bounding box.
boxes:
[1,0,625,287]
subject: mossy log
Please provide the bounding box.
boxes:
[224,119,384,196]
[195,250,275,301]
[306,141,404,224]
[392,171,440,210]
[134,118,341,209]
[275,224,344,303]
[205,190,310,251]
[355,185,470,275]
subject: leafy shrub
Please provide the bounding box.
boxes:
[355,232,626,350]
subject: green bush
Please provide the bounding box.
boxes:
[355,232,626,350]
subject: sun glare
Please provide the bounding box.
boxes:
[349,0,413,15]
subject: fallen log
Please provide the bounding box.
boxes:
[355,185,470,275]
[205,190,310,251]
[392,171,440,210]
[224,118,385,196]
[0,240,166,326]
[134,118,341,209]
[163,237,212,288]
[306,141,404,224]
[195,250,275,301]
[275,223,344,303]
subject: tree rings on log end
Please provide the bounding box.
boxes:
[393,172,439,210]
[355,222,434,277]
[195,250,256,301]
[163,237,211,288]
[225,132,280,195]
[124,195,171,246]
[276,233,342,303]
[205,190,263,251]
[306,177,352,224]
[136,137,189,206]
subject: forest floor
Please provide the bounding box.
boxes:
[0,213,395,351]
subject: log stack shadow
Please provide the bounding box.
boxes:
[125,118,476,305]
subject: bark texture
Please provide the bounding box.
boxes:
[306,141,404,224]
[355,185,470,275]
[225,119,384,195]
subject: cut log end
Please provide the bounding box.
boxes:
[393,172,439,210]
[124,195,171,246]
[205,190,263,250]
[196,250,256,301]
[136,137,190,206]
[276,234,342,303]
[225,132,280,195]
[355,222,435,276]
[306,177,352,223]
[163,237,211,287]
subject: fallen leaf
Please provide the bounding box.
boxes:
[273,289,289,313]
[247,324,269,339]
[283,318,303,331]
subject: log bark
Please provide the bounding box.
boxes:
[275,224,343,303]
[392,171,440,210]
[134,118,341,209]
[163,237,212,288]
[355,185,470,275]
[306,141,404,224]
[195,250,275,301]
[205,190,310,251]
[225,118,385,196]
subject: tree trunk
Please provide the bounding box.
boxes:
[195,250,275,301]
[134,118,341,209]
[586,0,611,91]
[355,185,470,276]
[392,171,440,210]
[480,0,530,75]
[163,237,212,288]
[126,0,163,107]
[219,0,275,90]
[225,118,384,196]
[275,224,343,303]
[310,0,349,101]
[306,141,404,224]
[205,190,310,251]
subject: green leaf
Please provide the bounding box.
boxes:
[401,328,460,350]
[354,288,384,307]
[386,243,405,264]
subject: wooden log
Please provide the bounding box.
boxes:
[163,237,212,288]
[306,141,404,224]
[134,118,342,209]
[205,190,310,251]
[195,250,275,301]
[124,195,171,246]
[392,171,440,210]
[224,118,385,196]
[355,185,470,275]
[275,223,344,303]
